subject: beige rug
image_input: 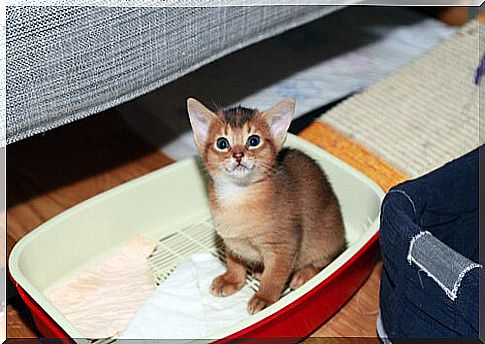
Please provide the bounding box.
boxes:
[311,20,483,180]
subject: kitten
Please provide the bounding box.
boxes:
[187,97,346,314]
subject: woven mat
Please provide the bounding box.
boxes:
[301,20,483,190]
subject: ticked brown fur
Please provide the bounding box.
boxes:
[187,98,345,314]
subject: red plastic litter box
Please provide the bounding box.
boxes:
[9,134,384,342]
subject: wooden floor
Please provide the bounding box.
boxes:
[6,110,381,341]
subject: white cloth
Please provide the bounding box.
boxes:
[120,253,253,340]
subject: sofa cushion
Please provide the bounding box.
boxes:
[5,6,338,145]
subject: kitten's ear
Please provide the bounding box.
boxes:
[187,98,217,150]
[263,98,295,146]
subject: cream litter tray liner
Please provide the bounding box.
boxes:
[9,134,384,342]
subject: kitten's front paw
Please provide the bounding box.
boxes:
[210,274,244,297]
[247,294,272,315]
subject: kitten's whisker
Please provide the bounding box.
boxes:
[256,162,287,177]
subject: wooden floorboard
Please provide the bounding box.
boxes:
[309,261,382,339]
[6,111,381,341]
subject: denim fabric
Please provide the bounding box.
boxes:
[407,231,480,301]
[379,147,481,338]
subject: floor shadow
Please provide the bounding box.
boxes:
[6,294,43,338]
[119,6,427,147]
[6,110,163,209]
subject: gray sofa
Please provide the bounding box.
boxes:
[5,5,339,145]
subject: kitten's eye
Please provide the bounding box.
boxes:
[246,135,261,148]
[216,137,230,150]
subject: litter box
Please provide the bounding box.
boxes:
[9,133,384,343]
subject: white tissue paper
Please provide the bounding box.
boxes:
[120,253,253,340]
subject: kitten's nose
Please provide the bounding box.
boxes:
[233,152,244,163]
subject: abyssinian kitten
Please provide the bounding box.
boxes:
[187,97,345,314]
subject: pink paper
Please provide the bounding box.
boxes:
[48,235,157,338]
